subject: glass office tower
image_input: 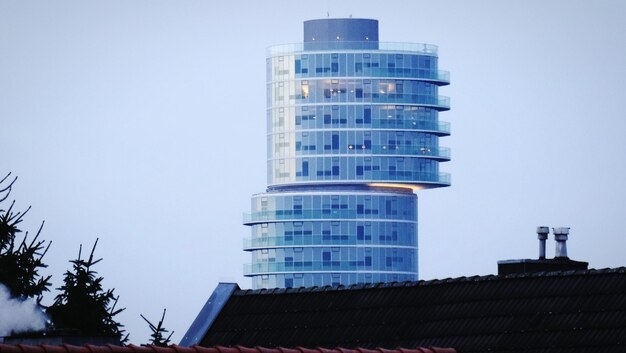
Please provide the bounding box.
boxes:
[243,19,450,289]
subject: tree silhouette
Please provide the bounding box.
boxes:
[0,172,51,301]
[47,239,127,342]
[141,309,174,346]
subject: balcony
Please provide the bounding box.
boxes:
[292,68,450,85]
[370,119,450,135]
[268,42,439,56]
[338,145,450,160]
[356,68,449,84]
[367,95,450,111]
[266,172,452,192]
[243,208,417,225]
[243,235,416,250]
[244,261,417,276]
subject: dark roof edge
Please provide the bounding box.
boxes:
[179,283,239,346]
[233,267,626,296]
[0,344,456,353]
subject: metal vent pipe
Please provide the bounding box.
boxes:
[537,226,549,259]
[553,227,570,258]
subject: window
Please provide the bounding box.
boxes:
[332,134,339,149]
[357,226,364,240]
[302,161,309,177]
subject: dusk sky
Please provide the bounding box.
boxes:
[1,0,625,344]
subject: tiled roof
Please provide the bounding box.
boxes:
[0,345,454,353]
[192,268,626,353]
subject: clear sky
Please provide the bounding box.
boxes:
[1,0,625,345]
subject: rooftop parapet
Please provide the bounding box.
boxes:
[267,42,439,56]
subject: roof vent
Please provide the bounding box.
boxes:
[536,226,549,259]
[553,227,570,258]
[497,226,587,275]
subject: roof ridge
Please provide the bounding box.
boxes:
[232,266,626,295]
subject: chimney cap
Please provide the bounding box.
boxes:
[553,227,570,240]
[537,226,549,239]
[553,227,570,235]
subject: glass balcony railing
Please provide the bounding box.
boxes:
[373,94,449,109]
[268,42,439,56]
[265,172,451,193]
[243,236,416,250]
[370,119,451,134]
[244,261,416,275]
[295,119,450,135]
[373,145,450,159]
[358,68,449,83]
[243,208,417,224]
[292,68,450,84]
[298,146,450,159]
[282,93,451,110]
[369,171,451,185]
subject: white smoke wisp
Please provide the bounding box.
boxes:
[0,283,48,337]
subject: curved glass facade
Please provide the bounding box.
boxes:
[245,18,450,289]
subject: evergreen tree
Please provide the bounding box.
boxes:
[47,239,127,342]
[0,173,51,301]
[141,309,174,347]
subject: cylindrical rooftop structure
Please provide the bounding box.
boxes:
[304,18,379,42]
